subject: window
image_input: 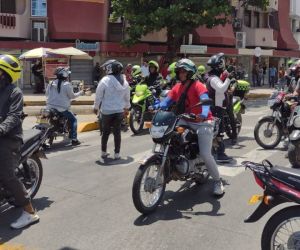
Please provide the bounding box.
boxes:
[254,12,260,28]
[0,0,16,14]
[244,10,251,27]
[31,0,47,17]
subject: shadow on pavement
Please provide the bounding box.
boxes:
[0,196,53,244]
[133,179,227,226]
[95,156,134,166]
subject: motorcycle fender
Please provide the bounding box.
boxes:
[138,153,162,165]
[257,115,275,123]
[244,197,286,223]
[233,102,241,114]
[289,130,300,141]
[132,95,145,104]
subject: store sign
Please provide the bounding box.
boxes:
[75,39,100,52]
[180,45,208,54]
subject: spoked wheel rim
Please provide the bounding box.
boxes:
[258,121,280,146]
[17,158,40,197]
[271,217,300,250]
[139,164,164,208]
[132,110,143,130]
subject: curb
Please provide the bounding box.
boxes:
[24,100,94,106]
[78,121,99,133]
[247,93,270,100]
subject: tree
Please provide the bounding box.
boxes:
[111,0,269,60]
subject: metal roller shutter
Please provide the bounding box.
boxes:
[70,59,93,87]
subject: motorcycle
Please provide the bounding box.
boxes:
[35,108,72,146]
[129,83,160,134]
[254,90,291,149]
[243,160,300,250]
[288,101,300,168]
[0,126,47,207]
[132,99,216,215]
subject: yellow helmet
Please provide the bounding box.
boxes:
[0,54,22,83]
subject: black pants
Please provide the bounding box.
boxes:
[227,95,237,140]
[100,113,123,153]
[0,138,30,206]
[211,106,227,155]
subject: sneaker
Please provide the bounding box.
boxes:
[114,153,121,160]
[213,180,225,196]
[216,154,233,163]
[10,211,40,229]
[101,152,110,159]
[71,139,81,146]
[231,138,237,145]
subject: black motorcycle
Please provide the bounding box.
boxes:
[0,128,47,207]
[254,91,291,149]
[243,160,300,250]
[132,100,217,215]
[288,102,300,168]
[35,108,72,146]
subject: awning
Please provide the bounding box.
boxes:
[277,0,299,50]
[193,23,236,46]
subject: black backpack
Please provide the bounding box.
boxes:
[174,81,194,115]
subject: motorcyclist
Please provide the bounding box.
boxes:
[165,62,177,88]
[144,60,163,96]
[197,65,206,82]
[285,59,296,93]
[46,67,84,146]
[0,54,40,229]
[152,58,225,196]
[205,53,233,163]
[131,65,144,86]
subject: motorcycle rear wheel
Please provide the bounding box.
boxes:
[129,107,144,134]
[261,206,300,250]
[132,159,166,215]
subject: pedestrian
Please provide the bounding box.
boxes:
[125,64,133,84]
[258,65,263,87]
[252,64,258,87]
[0,54,40,229]
[269,65,277,88]
[262,64,267,85]
[141,60,149,77]
[93,62,102,82]
[278,69,287,91]
[31,59,44,94]
[94,60,131,160]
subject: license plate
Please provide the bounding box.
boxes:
[144,121,152,129]
[268,99,276,107]
[36,118,49,124]
[248,194,263,205]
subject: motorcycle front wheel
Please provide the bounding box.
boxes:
[261,206,300,250]
[254,117,282,149]
[129,107,144,134]
[132,159,166,215]
[225,113,242,139]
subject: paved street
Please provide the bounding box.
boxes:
[0,99,291,250]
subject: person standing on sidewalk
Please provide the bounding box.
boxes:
[269,66,277,88]
[0,54,40,229]
[31,59,44,94]
[94,60,131,160]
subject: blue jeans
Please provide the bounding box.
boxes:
[62,110,77,140]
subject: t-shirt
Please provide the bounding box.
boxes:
[168,80,213,120]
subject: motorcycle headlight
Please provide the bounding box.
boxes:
[150,125,168,138]
[135,91,144,97]
[293,116,300,128]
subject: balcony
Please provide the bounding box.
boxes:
[293,32,300,48]
[268,0,278,11]
[0,13,30,39]
[244,27,277,48]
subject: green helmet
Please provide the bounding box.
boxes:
[148,60,159,71]
[288,59,294,67]
[167,62,176,79]
[131,65,142,77]
[175,59,197,79]
[198,65,206,74]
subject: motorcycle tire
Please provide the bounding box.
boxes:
[288,142,300,168]
[254,117,283,149]
[261,206,300,250]
[225,114,242,139]
[129,107,144,135]
[132,159,166,215]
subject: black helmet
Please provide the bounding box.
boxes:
[207,53,226,71]
[55,67,71,79]
[175,58,197,80]
[101,59,123,75]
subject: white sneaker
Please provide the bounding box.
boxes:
[10,211,40,229]
[114,153,121,160]
[213,180,225,196]
[101,152,110,159]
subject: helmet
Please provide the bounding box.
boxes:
[148,60,159,71]
[0,54,22,83]
[101,59,123,75]
[55,67,71,79]
[207,53,226,71]
[175,58,197,80]
[131,65,142,77]
[288,59,294,67]
[167,62,176,79]
[197,65,206,74]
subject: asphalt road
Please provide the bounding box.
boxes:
[0,99,292,250]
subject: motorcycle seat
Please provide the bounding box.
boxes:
[270,166,300,190]
[22,129,43,153]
